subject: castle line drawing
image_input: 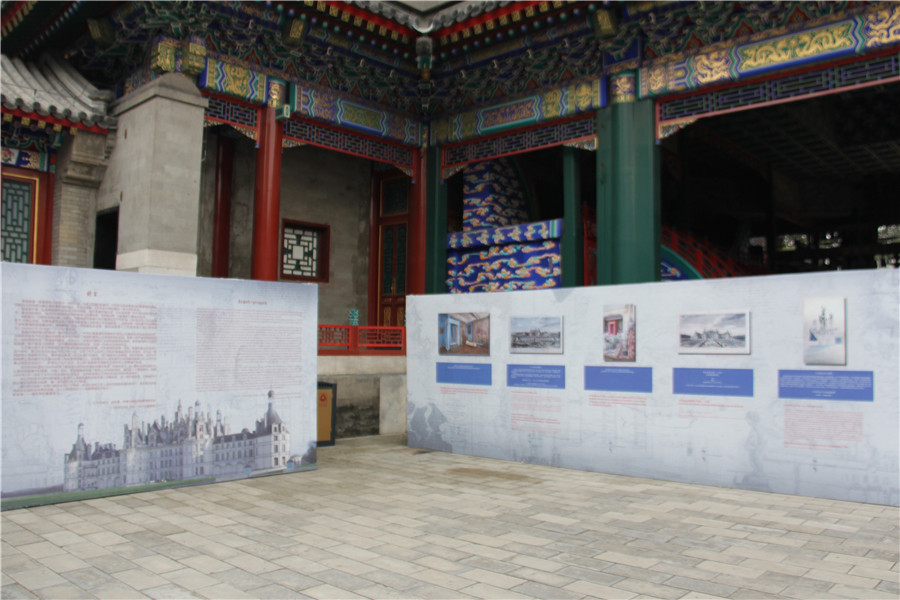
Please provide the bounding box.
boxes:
[64,391,290,492]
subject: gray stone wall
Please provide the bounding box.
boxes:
[280,146,371,325]
[217,140,372,324]
[195,131,218,278]
[52,131,108,267]
[227,136,256,281]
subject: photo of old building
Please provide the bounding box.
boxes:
[509,316,563,354]
[438,312,490,355]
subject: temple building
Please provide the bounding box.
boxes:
[3,1,898,309]
[3,2,899,436]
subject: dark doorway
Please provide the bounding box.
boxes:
[661,82,900,274]
[93,208,118,270]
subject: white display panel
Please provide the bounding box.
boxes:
[2,263,318,508]
[408,270,899,506]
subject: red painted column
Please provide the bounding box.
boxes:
[367,174,379,325]
[38,171,53,265]
[211,136,234,278]
[407,148,427,295]
[251,106,283,281]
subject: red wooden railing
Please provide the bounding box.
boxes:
[318,325,406,356]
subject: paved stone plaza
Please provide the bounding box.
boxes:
[2,435,898,599]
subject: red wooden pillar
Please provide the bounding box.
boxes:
[37,171,53,265]
[367,174,379,325]
[408,148,427,295]
[211,136,234,278]
[251,105,283,281]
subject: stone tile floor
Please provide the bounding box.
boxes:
[2,435,898,599]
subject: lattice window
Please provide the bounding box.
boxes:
[1,178,33,263]
[282,220,329,282]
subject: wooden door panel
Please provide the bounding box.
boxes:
[372,171,410,327]
[379,222,407,326]
[1,168,51,265]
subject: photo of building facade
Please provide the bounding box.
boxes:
[510,316,563,354]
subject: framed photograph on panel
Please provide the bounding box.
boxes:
[603,304,636,362]
[438,313,491,355]
[509,316,563,354]
[678,311,750,355]
[803,297,846,365]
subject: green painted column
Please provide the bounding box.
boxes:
[596,109,614,285]
[424,145,448,294]
[595,72,661,285]
[561,146,583,287]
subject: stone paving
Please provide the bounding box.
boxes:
[2,435,898,599]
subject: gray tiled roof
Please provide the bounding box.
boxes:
[1,53,115,129]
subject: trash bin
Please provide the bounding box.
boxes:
[317,382,336,446]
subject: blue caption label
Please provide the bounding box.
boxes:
[673,368,754,397]
[584,366,653,393]
[436,362,492,386]
[507,365,566,389]
[778,370,874,401]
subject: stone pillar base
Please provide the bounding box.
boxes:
[117,249,197,276]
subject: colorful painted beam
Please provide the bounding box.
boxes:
[432,78,603,146]
[282,116,415,174]
[290,83,421,146]
[655,50,900,140]
[441,114,596,179]
[135,36,420,147]
[199,57,268,106]
[640,4,900,99]
[1,147,51,172]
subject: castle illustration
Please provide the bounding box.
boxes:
[64,391,290,492]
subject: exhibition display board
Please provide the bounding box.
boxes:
[1,263,318,509]
[407,270,899,506]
